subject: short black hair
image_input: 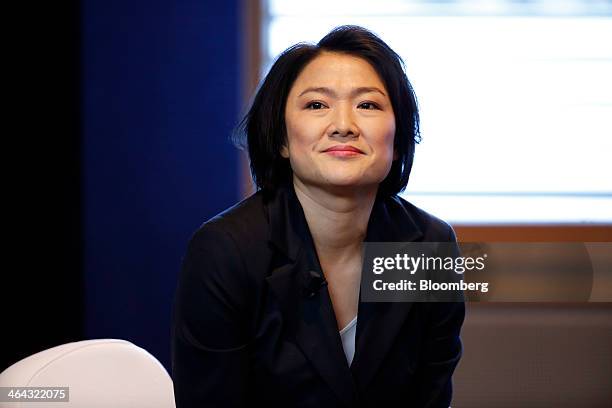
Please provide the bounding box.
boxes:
[232,25,421,197]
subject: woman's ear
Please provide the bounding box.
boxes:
[280,144,289,158]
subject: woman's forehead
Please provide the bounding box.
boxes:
[291,52,386,93]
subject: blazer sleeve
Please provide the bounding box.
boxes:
[414,225,466,408]
[171,224,250,408]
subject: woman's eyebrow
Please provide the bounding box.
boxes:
[298,86,386,98]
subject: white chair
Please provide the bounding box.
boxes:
[0,339,175,408]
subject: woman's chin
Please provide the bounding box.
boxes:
[320,176,379,192]
[294,169,383,192]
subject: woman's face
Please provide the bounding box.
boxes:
[283,52,396,193]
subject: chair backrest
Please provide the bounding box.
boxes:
[0,339,175,408]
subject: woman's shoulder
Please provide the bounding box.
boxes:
[388,194,457,242]
[180,191,272,301]
[189,190,269,250]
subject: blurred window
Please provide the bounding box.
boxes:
[263,0,612,223]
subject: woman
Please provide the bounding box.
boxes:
[172,25,464,408]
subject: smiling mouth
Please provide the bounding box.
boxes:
[322,145,365,157]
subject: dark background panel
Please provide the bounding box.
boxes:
[4,0,242,373]
[81,0,242,371]
[3,0,83,371]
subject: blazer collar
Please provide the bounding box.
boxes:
[265,181,424,405]
[266,180,313,263]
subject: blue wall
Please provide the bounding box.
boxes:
[82,0,242,371]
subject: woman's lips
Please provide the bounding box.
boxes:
[322,145,364,157]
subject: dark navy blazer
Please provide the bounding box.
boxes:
[171,182,465,407]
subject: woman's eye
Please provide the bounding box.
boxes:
[306,102,325,110]
[359,102,379,110]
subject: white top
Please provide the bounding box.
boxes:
[339,315,358,366]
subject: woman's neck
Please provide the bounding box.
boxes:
[293,178,377,262]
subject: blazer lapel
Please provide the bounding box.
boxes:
[265,184,358,407]
[264,184,425,402]
[349,195,424,392]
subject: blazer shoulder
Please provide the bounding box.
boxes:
[179,192,270,319]
[190,190,269,249]
[392,195,457,242]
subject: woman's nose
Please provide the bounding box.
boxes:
[328,104,358,138]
